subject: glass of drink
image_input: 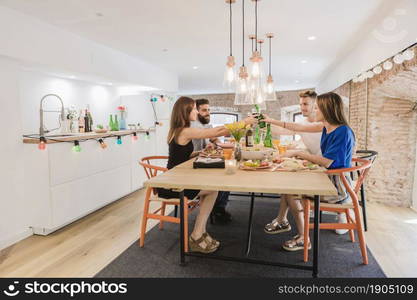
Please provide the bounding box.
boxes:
[278,144,287,155]
[223,149,233,160]
[272,139,280,150]
[225,159,237,175]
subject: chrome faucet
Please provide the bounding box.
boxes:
[39,94,65,136]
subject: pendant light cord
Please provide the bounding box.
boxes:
[255,0,258,51]
[269,37,272,76]
[242,0,245,66]
[229,0,232,56]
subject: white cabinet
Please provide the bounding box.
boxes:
[24,130,156,235]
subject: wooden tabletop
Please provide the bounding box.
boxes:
[145,159,338,196]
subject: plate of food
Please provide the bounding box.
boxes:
[275,157,320,172]
[240,159,273,170]
[200,147,224,158]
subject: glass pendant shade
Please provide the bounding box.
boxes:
[223,56,236,89]
[248,51,265,80]
[265,75,277,101]
[234,66,253,105]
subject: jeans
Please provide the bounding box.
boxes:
[214,191,230,209]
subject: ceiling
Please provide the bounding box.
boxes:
[0,0,395,94]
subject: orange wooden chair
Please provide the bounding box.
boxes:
[302,158,372,264]
[138,156,199,252]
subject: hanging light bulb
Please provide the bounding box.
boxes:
[132,132,138,142]
[234,0,253,105]
[366,70,374,79]
[393,53,404,64]
[383,60,393,70]
[98,138,108,149]
[38,137,47,150]
[116,136,122,145]
[403,49,415,61]
[248,0,265,81]
[72,140,81,152]
[264,33,276,101]
[145,131,150,140]
[234,66,252,105]
[373,66,382,74]
[223,0,236,89]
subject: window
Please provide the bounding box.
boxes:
[210,112,239,128]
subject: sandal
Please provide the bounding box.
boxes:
[202,232,220,248]
[189,234,219,254]
[264,219,291,234]
[282,235,311,252]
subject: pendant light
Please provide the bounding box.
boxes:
[265,33,277,101]
[234,0,252,105]
[248,0,265,81]
[223,0,236,89]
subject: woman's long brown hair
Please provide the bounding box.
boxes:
[317,92,348,126]
[167,96,195,143]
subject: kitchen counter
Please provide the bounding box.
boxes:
[22,129,155,144]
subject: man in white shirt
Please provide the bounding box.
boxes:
[191,99,232,224]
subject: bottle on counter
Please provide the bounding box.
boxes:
[245,127,254,147]
[78,110,85,133]
[109,115,114,131]
[263,123,273,148]
[254,125,260,144]
[253,104,266,128]
[86,105,93,131]
[114,115,120,131]
[84,109,90,132]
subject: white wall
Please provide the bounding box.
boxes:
[317,0,417,93]
[0,58,30,249]
[0,5,178,92]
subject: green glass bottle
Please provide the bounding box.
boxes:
[109,115,114,131]
[114,115,120,131]
[254,125,260,144]
[254,104,266,128]
[263,124,273,148]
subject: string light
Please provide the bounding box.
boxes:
[72,140,81,152]
[38,136,47,150]
[98,138,107,149]
[116,136,122,145]
[145,131,150,140]
[132,132,138,141]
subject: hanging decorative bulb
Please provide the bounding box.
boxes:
[373,66,382,74]
[145,131,150,140]
[72,140,81,152]
[38,137,47,150]
[264,33,276,101]
[403,49,415,61]
[116,136,122,145]
[223,0,237,89]
[393,53,404,64]
[366,71,374,79]
[98,138,108,149]
[234,0,253,105]
[383,60,393,70]
[248,0,265,81]
[132,132,138,142]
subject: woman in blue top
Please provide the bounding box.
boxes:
[263,92,355,251]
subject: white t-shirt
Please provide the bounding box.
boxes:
[297,118,322,155]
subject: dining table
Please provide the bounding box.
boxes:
[144,157,338,278]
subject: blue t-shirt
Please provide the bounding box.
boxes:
[320,125,355,169]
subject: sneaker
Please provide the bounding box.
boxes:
[264,218,291,234]
[335,212,349,235]
[211,207,232,224]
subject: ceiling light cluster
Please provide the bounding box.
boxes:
[225,0,277,107]
[353,46,415,83]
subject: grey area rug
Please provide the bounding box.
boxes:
[96,195,386,278]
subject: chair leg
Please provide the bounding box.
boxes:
[139,188,152,247]
[360,184,368,232]
[183,199,189,253]
[159,203,166,230]
[174,205,178,218]
[346,209,355,243]
[353,203,368,265]
[303,199,310,263]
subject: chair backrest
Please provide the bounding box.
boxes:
[139,156,169,179]
[326,158,372,201]
[356,150,378,164]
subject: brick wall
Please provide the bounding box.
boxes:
[336,45,417,207]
